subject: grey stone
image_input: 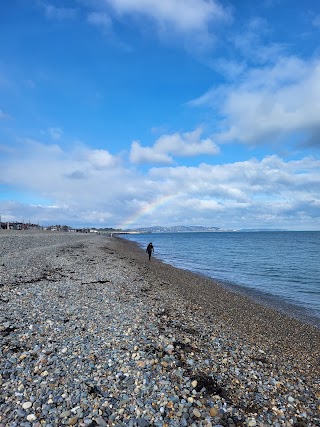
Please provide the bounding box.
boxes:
[95,416,108,427]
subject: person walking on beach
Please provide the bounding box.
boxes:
[146,242,154,261]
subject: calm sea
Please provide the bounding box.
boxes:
[121,231,320,327]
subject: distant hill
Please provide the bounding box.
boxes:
[122,226,290,233]
[124,225,238,233]
[240,228,288,232]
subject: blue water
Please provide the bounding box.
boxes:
[121,232,320,327]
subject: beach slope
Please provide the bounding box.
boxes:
[0,232,319,426]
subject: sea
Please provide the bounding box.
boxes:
[121,231,320,328]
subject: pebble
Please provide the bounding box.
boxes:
[22,402,33,410]
[210,407,219,417]
[60,410,71,418]
[193,408,201,418]
[0,231,319,427]
[95,416,108,426]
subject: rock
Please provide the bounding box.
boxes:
[0,232,319,427]
[180,418,188,427]
[193,408,201,418]
[137,418,150,427]
[60,410,71,418]
[95,416,108,426]
[210,407,219,417]
[22,402,33,409]
[165,345,174,353]
[26,414,37,422]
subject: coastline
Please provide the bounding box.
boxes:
[213,277,320,330]
[1,232,319,426]
[121,231,320,330]
[115,236,320,367]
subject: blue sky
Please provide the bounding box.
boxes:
[0,0,320,230]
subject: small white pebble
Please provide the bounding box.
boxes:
[22,402,32,409]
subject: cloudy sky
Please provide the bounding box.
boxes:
[1,0,320,230]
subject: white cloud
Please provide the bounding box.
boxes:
[22,138,63,156]
[0,139,144,225]
[40,2,77,20]
[87,148,118,169]
[212,58,247,81]
[231,16,286,65]
[105,0,228,32]
[87,12,112,30]
[0,109,11,120]
[130,128,220,164]
[84,0,231,51]
[48,127,63,140]
[0,137,319,229]
[157,129,220,156]
[144,155,320,229]
[192,57,320,147]
[312,14,320,29]
[130,141,172,164]
[149,155,320,202]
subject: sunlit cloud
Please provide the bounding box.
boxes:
[83,0,231,51]
[104,0,229,32]
[1,139,319,229]
[87,148,119,169]
[192,57,320,147]
[130,129,219,164]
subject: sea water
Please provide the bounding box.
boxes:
[121,231,320,327]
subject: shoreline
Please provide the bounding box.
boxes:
[121,234,320,330]
[191,272,320,330]
[115,236,320,369]
[218,277,320,330]
[1,232,319,426]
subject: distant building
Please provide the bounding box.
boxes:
[0,222,41,230]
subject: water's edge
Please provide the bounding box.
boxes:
[119,235,320,329]
[210,275,320,329]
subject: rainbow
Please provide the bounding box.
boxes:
[117,194,176,229]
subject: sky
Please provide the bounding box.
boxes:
[0,0,320,230]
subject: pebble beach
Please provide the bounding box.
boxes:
[0,231,319,427]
